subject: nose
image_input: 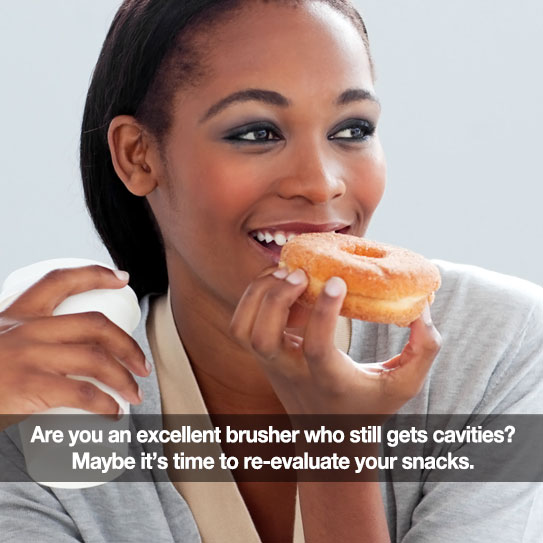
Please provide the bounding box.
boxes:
[276,145,346,204]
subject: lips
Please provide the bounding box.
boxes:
[248,222,351,259]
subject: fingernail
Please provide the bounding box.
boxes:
[273,267,289,280]
[286,269,307,286]
[117,405,124,419]
[113,269,130,282]
[137,386,143,403]
[324,277,346,298]
[144,358,153,374]
[422,304,432,326]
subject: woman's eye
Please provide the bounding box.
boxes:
[329,120,375,141]
[226,124,281,143]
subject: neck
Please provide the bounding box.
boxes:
[168,266,286,415]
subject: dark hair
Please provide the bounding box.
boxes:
[80,0,373,300]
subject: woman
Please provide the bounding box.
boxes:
[1,1,541,541]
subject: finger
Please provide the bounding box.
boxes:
[303,277,347,375]
[385,304,441,397]
[20,312,149,377]
[249,269,308,361]
[229,267,289,347]
[25,343,142,405]
[7,265,130,317]
[20,373,123,418]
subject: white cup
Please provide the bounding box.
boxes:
[0,258,141,488]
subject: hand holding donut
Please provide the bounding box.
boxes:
[0,265,150,430]
[230,250,441,417]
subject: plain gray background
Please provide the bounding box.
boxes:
[1,1,542,285]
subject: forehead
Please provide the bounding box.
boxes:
[183,2,373,106]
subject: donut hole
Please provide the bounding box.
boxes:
[343,245,386,259]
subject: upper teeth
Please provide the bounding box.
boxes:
[254,230,298,246]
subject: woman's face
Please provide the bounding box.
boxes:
[147,1,385,311]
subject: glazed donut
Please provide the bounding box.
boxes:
[279,233,441,327]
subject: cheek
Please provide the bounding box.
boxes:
[188,149,265,220]
[352,144,387,217]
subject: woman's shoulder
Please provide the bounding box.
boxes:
[428,260,543,413]
[431,259,543,333]
[350,260,543,413]
[433,259,543,308]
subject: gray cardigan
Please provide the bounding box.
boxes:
[1,260,542,542]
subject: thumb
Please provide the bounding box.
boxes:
[383,304,442,399]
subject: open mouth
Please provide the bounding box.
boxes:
[248,224,351,256]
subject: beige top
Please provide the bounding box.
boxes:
[146,289,351,543]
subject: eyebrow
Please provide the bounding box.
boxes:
[199,87,380,123]
[200,89,290,123]
[336,88,381,108]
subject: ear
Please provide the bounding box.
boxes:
[107,115,160,197]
